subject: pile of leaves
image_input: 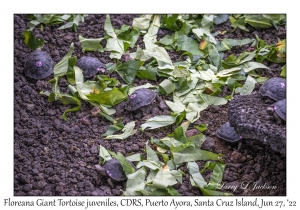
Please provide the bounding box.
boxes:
[24,14,286,195]
[99,125,230,196]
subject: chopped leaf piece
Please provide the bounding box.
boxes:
[132,15,153,32]
[116,60,143,85]
[23,31,44,50]
[213,14,229,25]
[194,124,207,132]
[54,43,75,78]
[104,121,137,140]
[280,65,286,78]
[141,115,177,130]
[235,75,256,95]
[159,79,176,95]
[79,35,104,52]
[152,166,178,189]
[126,154,141,162]
[86,87,127,106]
[172,147,220,165]
[187,162,207,188]
[112,152,135,175]
[123,168,146,195]
[99,145,112,163]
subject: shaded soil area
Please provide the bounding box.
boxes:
[14,14,286,196]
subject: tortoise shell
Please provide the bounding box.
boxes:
[228,92,286,154]
[259,77,286,101]
[126,88,156,111]
[24,49,54,79]
[272,99,286,121]
[216,122,242,142]
[103,158,127,182]
[76,56,105,78]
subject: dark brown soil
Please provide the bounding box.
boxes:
[14,14,286,196]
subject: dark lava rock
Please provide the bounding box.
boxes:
[231,151,246,163]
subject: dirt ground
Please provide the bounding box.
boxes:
[14,14,286,196]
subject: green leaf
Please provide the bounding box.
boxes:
[116,60,143,85]
[216,38,254,52]
[188,133,206,148]
[199,94,228,106]
[54,43,74,78]
[126,153,141,162]
[216,67,241,77]
[23,31,44,50]
[117,25,140,49]
[161,14,180,31]
[128,83,156,95]
[86,87,127,106]
[172,147,220,165]
[239,61,269,73]
[245,14,284,28]
[165,100,185,114]
[132,15,153,32]
[141,115,177,130]
[112,152,136,176]
[194,124,207,132]
[158,34,175,46]
[49,92,81,120]
[192,15,216,44]
[229,15,249,32]
[146,144,160,163]
[136,65,157,81]
[99,145,112,163]
[280,65,286,78]
[214,14,229,25]
[173,126,188,143]
[208,163,226,189]
[104,121,136,140]
[170,170,183,184]
[159,79,176,95]
[160,137,184,149]
[58,14,87,32]
[152,166,178,189]
[187,162,207,188]
[123,168,146,195]
[102,118,124,137]
[136,160,161,170]
[79,35,104,52]
[147,46,174,70]
[104,14,125,59]
[235,75,256,95]
[208,44,221,69]
[136,144,163,170]
[175,32,204,56]
[198,69,217,81]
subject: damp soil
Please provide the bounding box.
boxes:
[14,14,286,196]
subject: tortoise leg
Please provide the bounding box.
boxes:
[273,112,283,125]
[237,141,243,151]
[107,178,114,188]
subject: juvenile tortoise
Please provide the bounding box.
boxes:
[126,88,156,112]
[267,99,286,124]
[95,158,135,188]
[259,77,286,101]
[24,49,54,79]
[76,56,106,78]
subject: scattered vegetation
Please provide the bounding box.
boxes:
[23,14,286,195]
